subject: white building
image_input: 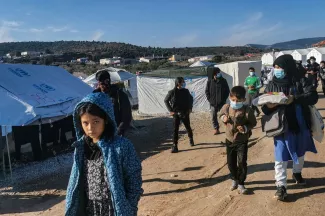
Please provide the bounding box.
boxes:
[291,49,311,63]
[276,50,294,58]
[307,47,325,63]
[188,55,215,63]
[21,51,41,57]
[261,52,279,65]
[139,56,167,63]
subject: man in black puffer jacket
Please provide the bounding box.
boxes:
[165,77,194,153]
[318,61,325,95]
[93,70,132,137]
[306,56,320,87]
[205,67,230,135]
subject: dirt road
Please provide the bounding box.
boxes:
[1,96,325,216]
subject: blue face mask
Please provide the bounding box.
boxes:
[249,72,255,76]
[181,83,186,88]
[274,69,285,79]
[230,100,244,110]
[216,73,222,78]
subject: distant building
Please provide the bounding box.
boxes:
[100,57,123,66]
[139,56,168,63]
[6,53,11,58]
[21,51,41,57]
[77,57,88,63]
[188,55,215,63]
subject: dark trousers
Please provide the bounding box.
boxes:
[173,113,193,145]
[247,92,260,115]
[226,140,248,185]
[211,104,223,130]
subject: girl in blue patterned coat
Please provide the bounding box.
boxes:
[65,93,143,216]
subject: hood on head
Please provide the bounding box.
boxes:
[73,92,117,140]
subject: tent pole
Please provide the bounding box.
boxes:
[5,126,12,179]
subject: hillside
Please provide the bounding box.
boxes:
[247,37,325,50]
[0,41,262,58]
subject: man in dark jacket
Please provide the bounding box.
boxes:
[205,67,230,135]
[306,56,320,87]
[318,61,325,95]
[165,77,194,153]
[93,70,132,136]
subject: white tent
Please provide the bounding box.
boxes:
[0,64,92,178]
[261,52,278,65]
[137,61,262,115]
[276,50,294,58]
[83,67,138,106]
[137,76,210,115]
[215,61,262,89]
[0,64,92,129]
[189,61,214,67]
[307,48,325,63]
[291,49,311,63]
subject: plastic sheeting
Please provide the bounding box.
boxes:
[0,64,92,134]
[137,76,210,115]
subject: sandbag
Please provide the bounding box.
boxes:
[252,92,288,106]
[309,105,324,143]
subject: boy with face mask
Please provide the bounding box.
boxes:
[244,67,262,117]
[165,77,194,153]
[318,61,325,95]
[219,86,257,194]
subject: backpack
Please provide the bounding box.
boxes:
[224,104,252,138]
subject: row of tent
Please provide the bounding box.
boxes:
[0,60,263,132]
[0,61,262,176]
[261,47,325,65]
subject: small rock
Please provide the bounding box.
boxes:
[170,174,178,178]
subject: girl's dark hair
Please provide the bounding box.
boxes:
[78,102,115,141]
[174,77,184,88]
[230,86,246,100]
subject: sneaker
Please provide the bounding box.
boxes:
[292,173,306,185]
[214,129,221,135]
[238,185,248,194]
[230,180,238,191]
[171,145,178,153]
[189,138,195,147]
[274,186,287,201]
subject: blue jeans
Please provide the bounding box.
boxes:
[211,106,221,129]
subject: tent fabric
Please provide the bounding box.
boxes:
[0,64,92,130]
[189,61,214,67]
[137,76,210,115]
[83,67,136,88]
[215,61,262,89]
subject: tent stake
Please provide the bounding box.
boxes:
[5,126,12,179]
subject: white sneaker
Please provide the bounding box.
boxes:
[238,185,248,194]
[230,180,238,191]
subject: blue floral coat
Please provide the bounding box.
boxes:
[65,93,143,216]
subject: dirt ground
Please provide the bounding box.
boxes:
[1,95,325,216]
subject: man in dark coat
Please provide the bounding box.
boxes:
[165,77,194,153]
[93,70,132,136]
[205,67,230,135]
[306,56,320,87]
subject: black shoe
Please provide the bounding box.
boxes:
[189,138,195,147]
[274,186,287,201]
[292,173,306,185]
[171,145,179,153]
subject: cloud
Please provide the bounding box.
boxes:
[26,12,32,16]
[2,20,21,27]
[91,30,104,41]
[173,33,198,47]
[0,26,14,42]
[29,28,44,33]
[70,29,79,33]
[47,26,69,32]
[221,12,283,46]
